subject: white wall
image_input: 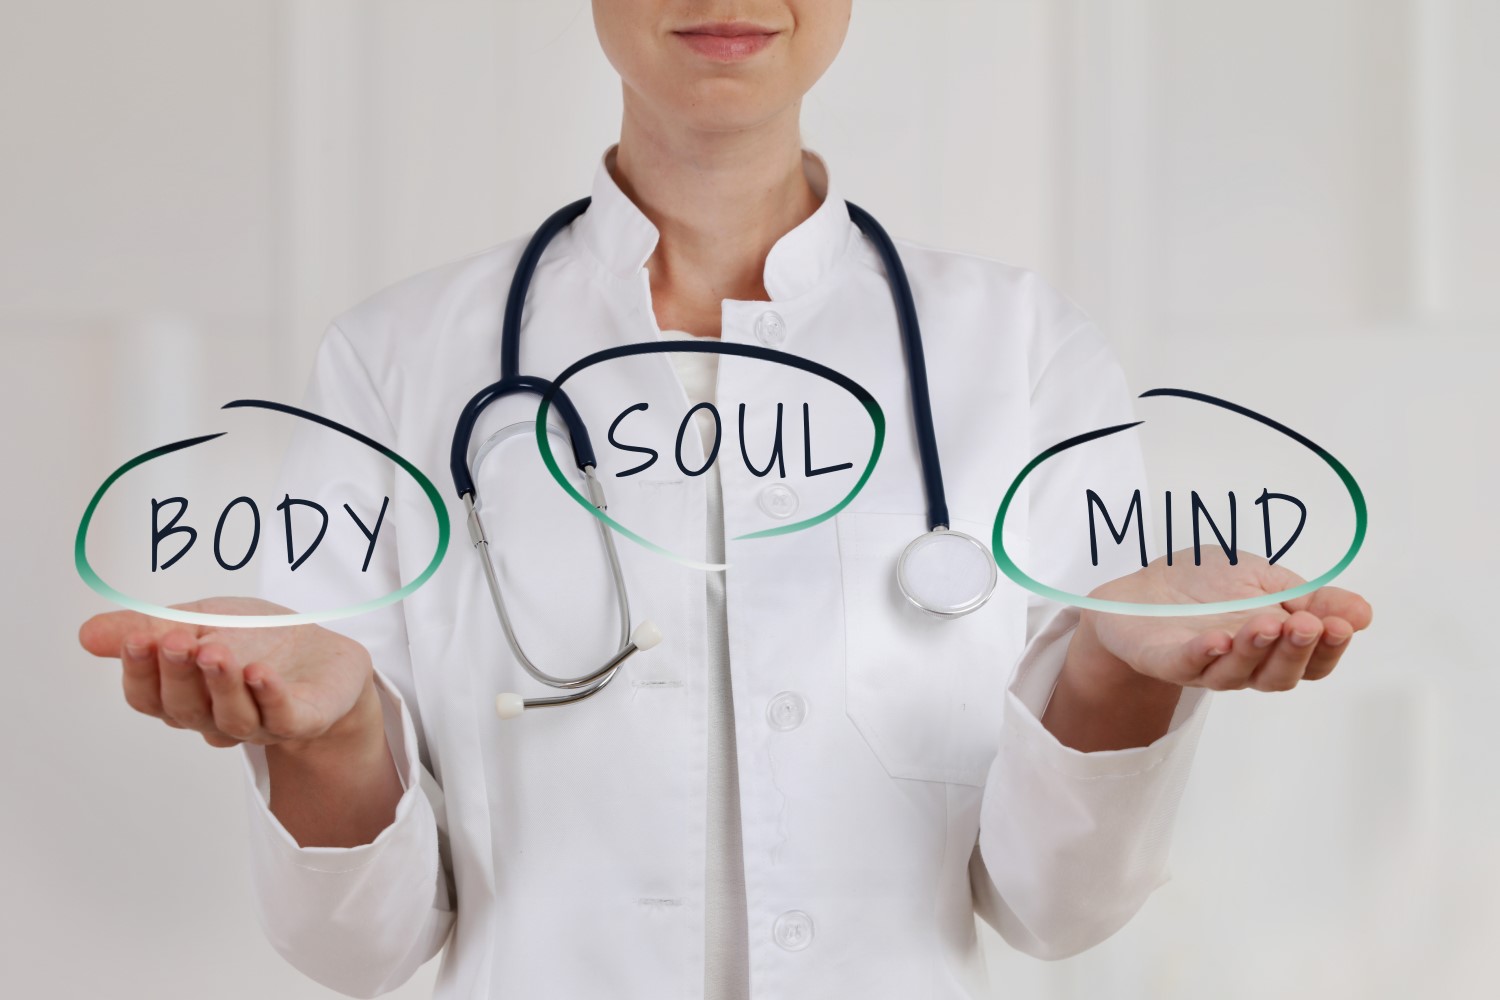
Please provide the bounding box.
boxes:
[4,1,1493,997]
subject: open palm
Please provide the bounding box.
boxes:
[78,597,373,748]
[1083,548,1374,692]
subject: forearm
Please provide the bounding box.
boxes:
[975,611,1214,958]
[263,674,403,847]
[1041,611,1184,753]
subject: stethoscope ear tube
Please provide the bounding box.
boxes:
[495,619,663,719]
[464,479,656,718]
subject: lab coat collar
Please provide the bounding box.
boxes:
[577,142,856,302]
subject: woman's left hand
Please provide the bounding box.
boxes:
[1078,548,1374,693]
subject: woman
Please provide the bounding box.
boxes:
[78,2,1372,998]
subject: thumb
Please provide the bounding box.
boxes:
[1162,628,1235,684]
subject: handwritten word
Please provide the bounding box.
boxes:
[1086,488,1307,567]
[606,402,854,479]
[151,495,390,573]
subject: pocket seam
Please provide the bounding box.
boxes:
[836,510,1000,787]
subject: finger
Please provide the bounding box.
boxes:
[244,662,314,741]
[1197,612,1286,690]
[201,731,243,749]
[1248,611,1323,691]
[119,634,165,718]
[80,610,168,658]
[197,644,263,741]
[1303,615,1355,681]
[1280,586,1373,631]
[157,631,216,732]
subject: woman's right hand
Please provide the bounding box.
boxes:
[77,597,379,752]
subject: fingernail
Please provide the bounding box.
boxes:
[1252,632,1276,649]
[246,674,264,689]
[1289,630,1318,647]
[198,658,222,678]
[1324,632,1349,646]
[124,644,149,659]
[162,647,189,663]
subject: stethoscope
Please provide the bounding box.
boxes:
[450,197,998,720]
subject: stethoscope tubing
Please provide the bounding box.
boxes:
[452,193,968,715]
[502,197,593,382]
[492,196,950,533]
[450,374,595,498]
[843,200,949,532]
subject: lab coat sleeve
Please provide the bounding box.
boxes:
[237,322,455,997]
[972,306,1213,960]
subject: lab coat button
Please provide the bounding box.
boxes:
[766,691,808,731]
[757,484,798,519]
[754,310,788,347]
[773,910,814,951]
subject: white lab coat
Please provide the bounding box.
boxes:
[240,143,1211,999]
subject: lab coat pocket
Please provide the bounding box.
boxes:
[836,510,1022,786]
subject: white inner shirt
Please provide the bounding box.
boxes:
[657,328,749,1000]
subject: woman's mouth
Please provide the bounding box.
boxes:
[673,23,780,62]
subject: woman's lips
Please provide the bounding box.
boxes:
[674,29,778,62]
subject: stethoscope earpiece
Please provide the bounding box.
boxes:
[494,619,665,721]
[631,620,664,651]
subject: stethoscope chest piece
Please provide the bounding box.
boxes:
[896,528,998,619]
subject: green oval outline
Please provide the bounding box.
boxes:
[74,400,451,629]
[991,387,1368,617]
[534,341,885,569]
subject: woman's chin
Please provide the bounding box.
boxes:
[660,91,795,136]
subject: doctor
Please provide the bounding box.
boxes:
[78,1,1373,998]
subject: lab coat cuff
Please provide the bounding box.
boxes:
[1003,607,1212,781]
[238,666,426,872]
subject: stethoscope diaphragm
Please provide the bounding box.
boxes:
[896,528,997,619]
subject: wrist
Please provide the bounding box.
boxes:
[1042,612,1184,752]
[261,669,404,848]
[268,671,384,762]
[1070,609,1183,700]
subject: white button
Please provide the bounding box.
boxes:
[754,310,788,347]
[766,691,808,731]
[773,910,814,951]
[757,484,798,519]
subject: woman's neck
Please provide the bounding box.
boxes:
[610,91,820,338]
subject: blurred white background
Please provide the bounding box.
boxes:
[3,0,1496,997]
